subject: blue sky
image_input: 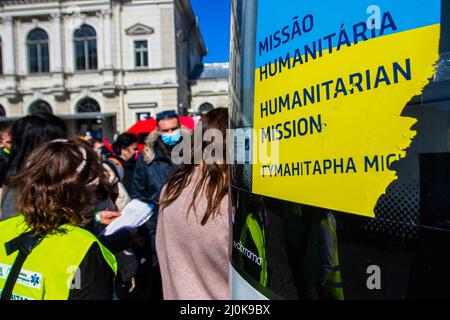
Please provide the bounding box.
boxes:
[190,0,232,63]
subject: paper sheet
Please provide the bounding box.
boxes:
[103,199,154,236]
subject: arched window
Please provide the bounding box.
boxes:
[74,25,97,71]
[29,100,53,115]
[27,28,49,73]
[199,102,214,115]
[0,105,5,117]
[76,98,100,113]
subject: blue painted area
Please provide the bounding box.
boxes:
[255,0,441,68]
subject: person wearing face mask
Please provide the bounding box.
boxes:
[130,110,186,300]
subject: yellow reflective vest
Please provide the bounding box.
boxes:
[239,213,268,287]
[0,215,117,300]
[321,213,344,300]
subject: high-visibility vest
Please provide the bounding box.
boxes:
[0,215,117,300]
[239,213,268,287]
[321,214,344,300]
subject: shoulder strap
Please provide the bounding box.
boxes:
[108,157,124,170]
[1,233,42,300]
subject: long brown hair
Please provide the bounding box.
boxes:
[160,108,229,225]
[12,138,115,236]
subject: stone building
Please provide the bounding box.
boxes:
[0,0,228,140]
[190,62,228,114]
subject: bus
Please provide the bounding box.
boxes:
[228,0,450,299]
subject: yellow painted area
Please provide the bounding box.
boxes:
[252,24,440,217]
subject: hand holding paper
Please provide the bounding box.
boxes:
[103,199,154,236]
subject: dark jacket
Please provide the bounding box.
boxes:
[130,131,180,267]
[122,156,136,194]
[68,242,114,300]
[131,132,179,205]
[0,148,10,187]
[0,185,16,221]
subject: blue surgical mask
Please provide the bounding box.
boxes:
[161,130,181,146]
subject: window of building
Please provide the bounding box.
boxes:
[76,98,100,113]
[136,112,151,121]
[27,28,49,73]
[199,102,214,115]
[74,25,98,71]
[134,40,149,68]
[0,105,5,117]
[29,100,52,115]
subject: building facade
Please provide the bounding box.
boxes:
[0,0,226,140]
[190,62,229,114]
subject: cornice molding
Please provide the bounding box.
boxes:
[125,23,154,36]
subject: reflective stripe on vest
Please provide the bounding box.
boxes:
[0,215,117,300]
[321,214,344,300]
[239,213,268,287]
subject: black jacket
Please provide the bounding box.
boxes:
[68,242,114,300]
[0,148,9,187]
[122,157,136,194]
[130,133,180,266]
[131,146,177,204]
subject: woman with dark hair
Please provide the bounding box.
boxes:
[156,108,230,300]
[112,133,138,161]
[0,113,68,220]
[0,138,117,300]
[7,113,67,177]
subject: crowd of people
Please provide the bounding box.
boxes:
[0,108,230,300]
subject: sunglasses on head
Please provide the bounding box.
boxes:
[156,110,177,121]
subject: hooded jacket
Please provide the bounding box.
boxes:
[131,131,181,205]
